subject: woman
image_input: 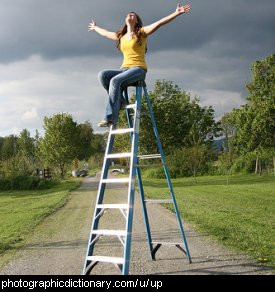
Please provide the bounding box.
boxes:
[88,3,191,127]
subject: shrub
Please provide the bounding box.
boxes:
[0,176,55,191]
[142,167,165,179]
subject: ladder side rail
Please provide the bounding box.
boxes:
[124,87,154,259]
[143,86,192,263]
[122,86,141,275]
[82,129,115,274]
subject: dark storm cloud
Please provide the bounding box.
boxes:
[1,0,274,136]
[1,0,274,63]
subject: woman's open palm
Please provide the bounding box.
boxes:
[176,3,191,15]
[88,20,96,32]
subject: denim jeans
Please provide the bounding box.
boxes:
[98,66,147,124]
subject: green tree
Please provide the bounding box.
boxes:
[91,133,106,155]
[0,135,18,160]
[18,129,35,160]
[39,113,80,178]
[115,80,220,157]
[77,121,94,161]
[219,113,236,153]
[231,54,275,174]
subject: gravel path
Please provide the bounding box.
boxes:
[0,174,272,275]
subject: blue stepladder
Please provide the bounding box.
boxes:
[83,80,192,275]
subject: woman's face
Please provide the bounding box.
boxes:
[125,12,137,25]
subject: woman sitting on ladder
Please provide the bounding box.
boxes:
[88,3,191,127]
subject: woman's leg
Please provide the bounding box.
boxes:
[98,69,124,124]
[107,67,146,124]
[98,69,123,91]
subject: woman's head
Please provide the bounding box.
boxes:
[125,12,143,28]
[116,12,146,51]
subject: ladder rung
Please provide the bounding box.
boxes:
[138,154,161,160]
[110,128,134,135]
[125,104,136,109]
[151,242,183,246]
[87,256,124,265]
[129,112,148,117]
[135,163,163,168]
[106,153,132,159]
[145,199,173,204]
[101,178,130,184]
[91,229,126,236]
[97,204,129,209]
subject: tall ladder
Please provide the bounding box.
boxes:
[83,80,191,275]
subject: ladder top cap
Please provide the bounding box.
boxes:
[126,80,146,87]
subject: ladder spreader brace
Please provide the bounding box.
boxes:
[83,80,192,275]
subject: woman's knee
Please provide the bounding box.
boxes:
[98,69,108,83]
[109,75,122,91]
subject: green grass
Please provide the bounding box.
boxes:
[142,174,275,267]
[0,179,81,256]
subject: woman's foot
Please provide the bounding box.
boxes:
[97,120,113,127]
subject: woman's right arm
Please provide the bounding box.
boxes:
[88,20,118,41]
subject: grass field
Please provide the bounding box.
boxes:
[0,179,81,258]
[142,174,275,267]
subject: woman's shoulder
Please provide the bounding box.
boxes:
[139,27,147,36]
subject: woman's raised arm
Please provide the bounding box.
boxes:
[143,3,191,36]
[88,20,118,41]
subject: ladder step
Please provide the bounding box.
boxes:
[145,199,173,204]
[91,229,127,236]
[135,163,163,168]
[138,154,161,160]
[102,178,130,184]
[97,204,129,209]
[110,128,134,135]
[151,241,183,246]
[106,153,132,159]
[87,256,124,265]
[125,104,136,109]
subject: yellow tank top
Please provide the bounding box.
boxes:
[120,27,147,70]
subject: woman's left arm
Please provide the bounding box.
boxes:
[143,3,191,36]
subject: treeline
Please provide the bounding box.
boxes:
[114,54,274,178]
[0,118,105,184]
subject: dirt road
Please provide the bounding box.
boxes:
[0,175,272,275]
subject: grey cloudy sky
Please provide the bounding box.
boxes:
[0,0,274,136]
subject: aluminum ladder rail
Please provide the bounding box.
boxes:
[123,81,192,264]
[82,84,142,276]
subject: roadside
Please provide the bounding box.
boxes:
[0,174,272,275]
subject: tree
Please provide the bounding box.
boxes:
[18,129,35,160]
[219,113,236,153]
[39,113,80,178]
[0,135,18,160]
[77,121,94,161]
[139,80,193,155]
[231,54,275,174]
[91,134,106,155]
[115,80,220,157]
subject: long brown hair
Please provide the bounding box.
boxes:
[116,12,147,53]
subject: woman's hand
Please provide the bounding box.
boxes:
[176,3,191,15]
[88,20,118,41]
[88,20,96,32]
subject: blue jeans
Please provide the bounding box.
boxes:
[98,66,147,124]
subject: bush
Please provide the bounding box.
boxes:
[0,176,56,191]
[0,153,36,178]
[230,153,255,174]
[0,179,11,191]
[142,167,165,179]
